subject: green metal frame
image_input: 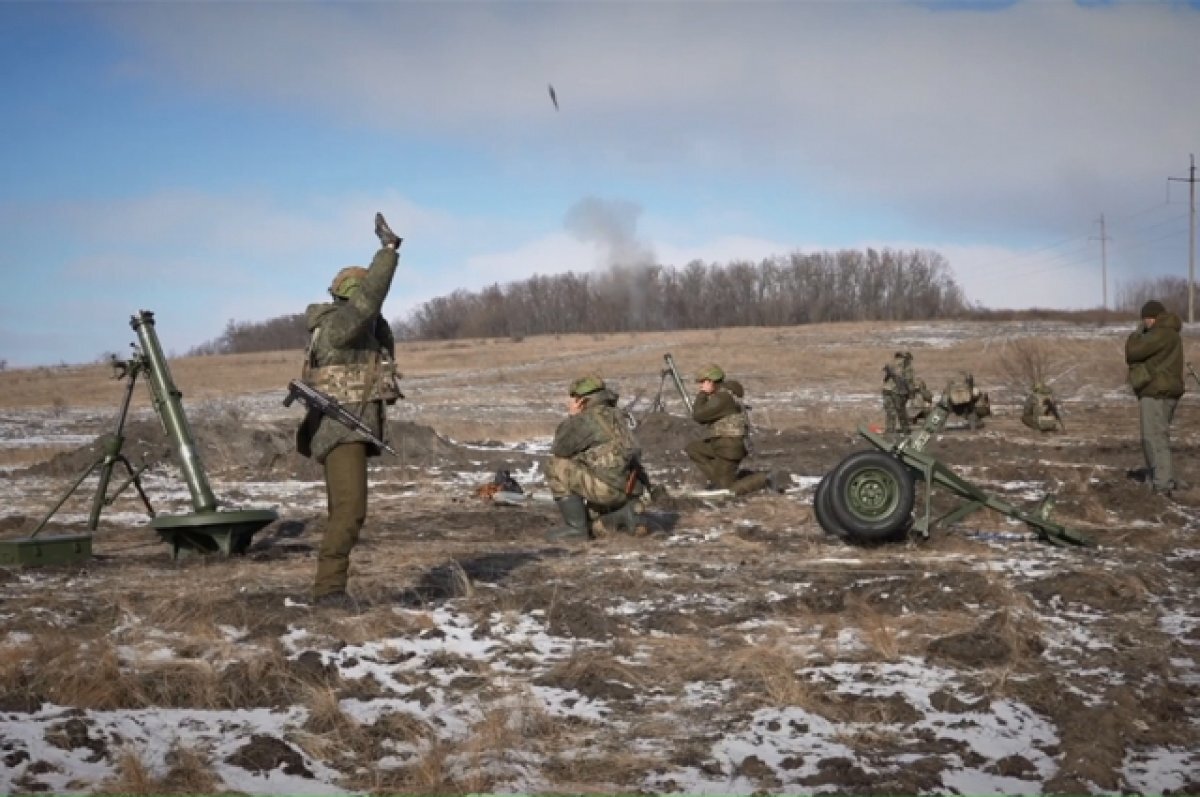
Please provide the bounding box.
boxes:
[857,401,1092,547]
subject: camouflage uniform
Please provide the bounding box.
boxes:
[1125,301,1184,493]
[296,244,401,599]
[546,386,640,510]
[686,365,770,495]
[1021,384,1060,432]
[881,352,913,433]
[947,372,990,429]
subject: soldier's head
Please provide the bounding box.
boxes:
[569,375,605,399]
[1033,381,1047,393]
[894,351,912,362]
[329,266,369,300]
[695,364,725,384]
[1140,299,1166,326]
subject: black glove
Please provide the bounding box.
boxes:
[375,212,402,249]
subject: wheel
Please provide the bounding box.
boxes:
[816,448,892,542]
[813,472,851,540]
[827,450,916,543]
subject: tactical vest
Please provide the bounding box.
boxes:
[708,391,748,438]
[577,405,638,487]
[301,324,402,405]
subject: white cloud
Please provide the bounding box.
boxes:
[97,1,1200,235]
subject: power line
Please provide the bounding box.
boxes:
[1167,155,1197,323]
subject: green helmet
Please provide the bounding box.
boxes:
[1033,382,1048,393]
[329,266,368,299]
[695,364,725,382]
[569,375,605,397]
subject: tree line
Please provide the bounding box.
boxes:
[400,248,967,340]
[185,247,1186,357]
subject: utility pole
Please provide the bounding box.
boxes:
[1091,213,1109,310]
[1168,154,1197,323]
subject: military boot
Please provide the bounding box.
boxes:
[731,471,771,495]
[544,495,590,542]
[599,502,639,535]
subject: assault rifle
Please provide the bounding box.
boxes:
[1046,397,1067,433]
[883,364,910,396]
[284,379,399,456]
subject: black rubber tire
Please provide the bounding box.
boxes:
[813,472,851,540]
[827,450,916,543]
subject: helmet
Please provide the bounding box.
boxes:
[569,375,605,397]
[1033,382,1047,393]
[695,364,725,382]
[329,266,369,299]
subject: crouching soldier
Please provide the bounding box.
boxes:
[545,375,643,541]
[1021,382,1063,432]
[685,364,775,495]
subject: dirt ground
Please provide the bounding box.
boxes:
[0,319,1197,795]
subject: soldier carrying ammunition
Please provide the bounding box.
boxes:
[685,364,776,495]
[295,212,403,608]
[544,375,645,542]
[1021,382,1064,433]
[881,351,914,434]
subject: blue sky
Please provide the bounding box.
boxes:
[2,0,1198,367]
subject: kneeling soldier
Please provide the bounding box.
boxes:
[545,376,642,541]
[685,364,772,495]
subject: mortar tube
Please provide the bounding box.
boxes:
[130,310,218,512]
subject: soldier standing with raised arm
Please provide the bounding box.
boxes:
[296,213,403,607]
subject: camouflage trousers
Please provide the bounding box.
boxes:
[545,456,628,510]
[1139,396,1178,491]
[314,441,368,599]
[685,436,746,489]
[882,390,910,433]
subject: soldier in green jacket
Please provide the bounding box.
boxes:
[1125,299,1185,495]
[685,364,772,495]
[544,375,643,541]
[296,213,403,606]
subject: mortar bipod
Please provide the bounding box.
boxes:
[29,354,158,537]
[0,355,158,567]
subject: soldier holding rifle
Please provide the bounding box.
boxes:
[295,213,403,607]
[881,351,914,434]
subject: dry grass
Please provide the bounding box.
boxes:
[725,643,813,705]
[845,594,901,660]
[98,742,219,795]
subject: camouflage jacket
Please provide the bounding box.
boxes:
[296,246,399,463]
[551,389,639,490]
[692,380,748,439]
[1125,312,1184,400]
